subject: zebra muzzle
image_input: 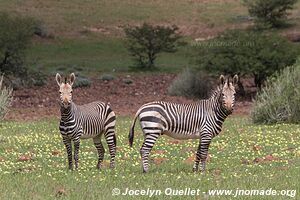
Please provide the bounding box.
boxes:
[62,100,70,108]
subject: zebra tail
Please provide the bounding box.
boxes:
[129,111,140,147]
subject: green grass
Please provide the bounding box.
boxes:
[0,0,247,35]
[2,0,300,74]
[1,0,299,35]
[3,0,245,75]
[0,116,299,199]
[26,36,195,75]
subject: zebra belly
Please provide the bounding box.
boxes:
[80,134,100,139]
[163,131,201,140]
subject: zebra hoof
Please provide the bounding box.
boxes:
[200,170,206,175]
[192,167,198,173]
[110,164,115,169]
[96,165,102,170]
[142,169,148,173]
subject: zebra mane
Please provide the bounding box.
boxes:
[208,76,232,100]
[208,85,222,100]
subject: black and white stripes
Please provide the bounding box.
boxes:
[56,73,116,170]
[129,75,238,173]
[55,73,237,173]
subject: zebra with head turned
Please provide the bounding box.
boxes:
[129,75,238,173]
[56,73,116,170]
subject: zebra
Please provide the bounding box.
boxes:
[128,75,238,173]
[55,73,116,170]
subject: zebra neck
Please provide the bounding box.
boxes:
[210,89,229,121]
[60,103,76,122]
[214,102,229,121]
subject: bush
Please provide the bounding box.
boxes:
[0,76,12,120]
[73,75,91,88]
[124,23,183,69]
[195,30,299,89]
[251,60,300,124]
[100,74,115,81]
[33,20,51,38]
[243,0,298,28]
[123,78,133,85]
[168,68,213,99]
[27,70,48,87]
[4,69,48,89]
[0,12,35,77]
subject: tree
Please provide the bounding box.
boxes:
[0,12,35,76]
[243,0,298,28]
[124,23,183,69]
[195,30,299,89]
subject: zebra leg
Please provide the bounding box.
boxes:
[73,137,80,170]
[104,130,116,169]
[93,136,105,169]
[193,142,201,172]
[62,137,73,170]
[140,132,160,173]
[199,136,211,173]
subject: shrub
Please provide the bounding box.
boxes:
[0,76,12,120]
[33,20,51,38]
[168,68,213,99]
[4,69,48,89]
[124,23,183,69]
[73,75,91,88]
[100,74,115,81]
[243,0,298,28]
[27,70,48,87]
[195,30,299,89]
[123,78,133,85]
[0,12,35,77]
[251,60,300,124]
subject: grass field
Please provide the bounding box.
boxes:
[0,116,299,199]
[0,0,248,35]
[26,36,195,75]
[1,0,299,35]
[1,0,300,74]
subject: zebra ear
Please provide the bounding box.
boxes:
[69,73,76,86]
[56,73,62,86]
[233,74,238,85]
[219,75,225,85]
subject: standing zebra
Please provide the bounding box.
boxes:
[129,75,238,173]
[56,73,116,170]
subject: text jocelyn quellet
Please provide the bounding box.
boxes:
[119,188,202,197]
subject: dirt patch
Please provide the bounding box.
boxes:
[6,74,252,121]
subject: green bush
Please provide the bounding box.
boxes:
[0,12,35,77]
[73,75,91,88]
[195,30,299,89]
[33,20,51,38]
[124,23,183,69]
[100,74,115,81]
[0,13,49,88]
[0,76,12,120]
[251,60,300,124]
[4,69,48,89]
[168,68,213,99]
[243,0,298,28]
[27,70,48,87]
